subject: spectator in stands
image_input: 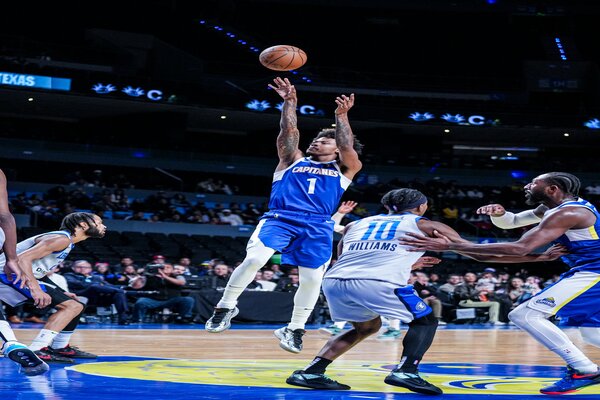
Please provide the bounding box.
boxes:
[275,272,300,293]
[131,263,195,324]
[269,263,285,282]
[200,263,230,289]
[93,262,127,285]
[454,272,502,325]
[177,257,195,275]
[64,260,131,325]
[257,270,277,291]
[247,271,264,290]
[113,257,138,274]
[506,277,530,307]
[122,265,142,286]
[173,264,191,277]
[218,209,244,226]
[240,203,263,225]
[437,274,462,296]
[412,272,445,325]
[125,211,148,221]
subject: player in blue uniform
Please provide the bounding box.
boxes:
[0,168,49,375]
[206,77,363,353]
[401,172,600,395]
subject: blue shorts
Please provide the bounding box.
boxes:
[254,210,335,269]
[526,270,600,327]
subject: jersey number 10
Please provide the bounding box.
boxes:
[360,221,401,240]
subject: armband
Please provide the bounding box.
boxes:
[490,209,542,229]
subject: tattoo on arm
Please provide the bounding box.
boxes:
[277,101,300,159]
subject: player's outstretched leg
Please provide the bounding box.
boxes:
[6,343,50,376]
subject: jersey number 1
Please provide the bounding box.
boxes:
[307,178,317,194]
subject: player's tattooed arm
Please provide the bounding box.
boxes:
[270,77,303,168]
[335,94,362,177]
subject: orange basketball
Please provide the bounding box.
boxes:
[259,45,307,71]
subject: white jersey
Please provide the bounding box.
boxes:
[0,230,73,279]
[325,213,426,286]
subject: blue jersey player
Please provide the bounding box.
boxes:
[205,77,363,353]
[402,172,600,395]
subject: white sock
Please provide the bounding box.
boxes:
[0,320,18,343]
[287,266,326,331]
[29,329,59,351]
[333,321,347,329]
[51,331,73,349]
[389,319,401,330]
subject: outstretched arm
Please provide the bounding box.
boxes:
[268,77,303,171]
[334,94,362,179]
[477,203,546,229]
[404,208,584,256]
[415,218,567,263]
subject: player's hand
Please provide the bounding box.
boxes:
[400,232,450,252]
[476,204,506,217]
[337,201,358,215]
[3,259,23,287]
[268,77,297,101]
[335,93,355,115]
[411,256,442,270]
[540,244,569,261]
[64,292,78,299]
[30,286,51,308]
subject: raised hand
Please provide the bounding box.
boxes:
[334,94,354,115]
[268,77,297,101]
[337,201,358,215]
[476,204,506,217]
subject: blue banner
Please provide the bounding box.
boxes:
[0,72,71,91]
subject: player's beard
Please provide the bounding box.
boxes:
[525,189,547,206]
[86,226,105,238]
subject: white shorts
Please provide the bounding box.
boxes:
[322,278,431,324]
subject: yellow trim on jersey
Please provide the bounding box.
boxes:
[588,226,599,240]
[555,275,600,312]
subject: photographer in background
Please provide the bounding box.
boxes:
[131,263,195,324]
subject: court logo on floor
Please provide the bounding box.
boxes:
[71,358,600,395]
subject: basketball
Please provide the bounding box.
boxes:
[259,45,307,71]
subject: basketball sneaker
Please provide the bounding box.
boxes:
[318,325,342,336]
[48,345,97,359]
[540,366,600,395]
[274,327,305,353]
[384,369,443,395]
[377,328,402,340]
[286,370,351,390]
[205,307,239,333]
[34,347,75,364]
[5,343,50,376]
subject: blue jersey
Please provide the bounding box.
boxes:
[268,157,352,216]
[549,198,600,271]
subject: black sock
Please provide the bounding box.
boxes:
[397,355,420,373]
[304,357,332,374]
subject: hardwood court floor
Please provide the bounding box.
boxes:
[3,325,600,399]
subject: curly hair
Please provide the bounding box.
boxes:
[315,128,364,155]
